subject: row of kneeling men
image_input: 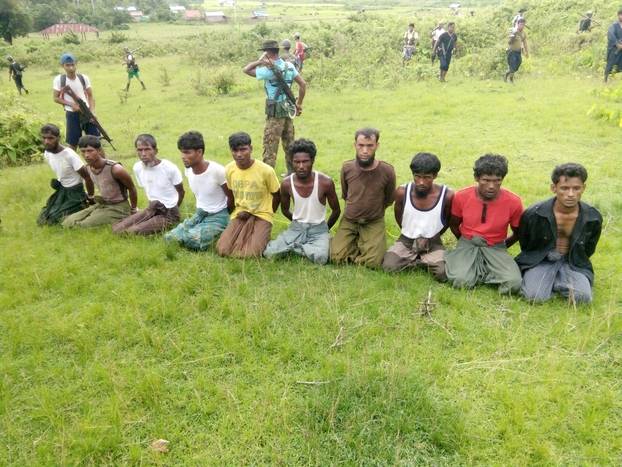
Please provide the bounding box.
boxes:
[37,125,602,304]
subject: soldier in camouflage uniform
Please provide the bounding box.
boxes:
[243,40,307,175]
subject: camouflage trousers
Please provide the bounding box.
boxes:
[263,116,295,173]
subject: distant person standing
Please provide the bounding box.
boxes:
[7,56,28,95]
[402,23,419,63]
[435,22,458,82]
[604,9,622,83]
[430,22,446,63]
[52,53,100,150]
[294,33,308,71]
[577,11,597,33]
[123,47,146,92]
[505,18,529,83]
[243,40,306,174]
[280,39,298,69]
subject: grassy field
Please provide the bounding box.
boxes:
[1,17,622,465]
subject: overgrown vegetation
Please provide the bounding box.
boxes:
[0,91,45,168]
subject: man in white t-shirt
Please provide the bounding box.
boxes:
[37,123,95,226]
[113,134,185,235]
[52,53,100,149]
[264,139,340,264]
[165,131,233,250]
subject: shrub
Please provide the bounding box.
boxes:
[63,31,80,45]
[210,68,236,95]
[108,32,129,44]
[0,92,45,168]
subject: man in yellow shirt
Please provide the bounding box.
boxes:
[216,132,281,258]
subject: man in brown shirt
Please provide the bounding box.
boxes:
[330,128,396,267]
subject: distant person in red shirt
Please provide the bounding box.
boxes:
[445,154,523,294]
[294,33,308,71]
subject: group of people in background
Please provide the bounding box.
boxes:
[401,8,622,83]
[36,121,602,305]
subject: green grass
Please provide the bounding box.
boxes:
[1,28,622,465]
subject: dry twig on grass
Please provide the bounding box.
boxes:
[329,318,345,349]
[295,380,332,386]
[416,288,454,340]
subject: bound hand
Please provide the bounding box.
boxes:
[237,211,251,221]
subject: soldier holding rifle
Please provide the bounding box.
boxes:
[52,53,100,150]
[243,40,306,175]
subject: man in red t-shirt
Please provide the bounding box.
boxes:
[445,154,523,294]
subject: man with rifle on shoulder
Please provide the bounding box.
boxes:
[243,40,306,176]
[52,53,102,150]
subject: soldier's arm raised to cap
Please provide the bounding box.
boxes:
[243,53,270,77]
[112,164,138,212]
[393,186,406,228]
[279,178,293,221]
[322,176,341,229]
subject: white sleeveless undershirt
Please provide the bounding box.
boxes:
[401,183,447,239]
[291,171,327,224]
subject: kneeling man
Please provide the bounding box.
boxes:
[382,152,453,280]
[445,154,523,294]
[216,132,280,258]
[38,123,94,225]
[331,128,396,267]
[264,139,341,264]
[113,134,184,235]
[62,135,137,228]
[165,131,232,250]
[516,163,601,303]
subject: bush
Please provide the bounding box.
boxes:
[108,32,129,44]
[210,67,236,95]
[63,31,80,45]
[0,92,45,168]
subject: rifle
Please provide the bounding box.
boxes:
[266,58,298,118]
[62,86,116,150]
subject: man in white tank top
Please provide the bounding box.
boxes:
[382,153,453,280]
[264,139,341,264]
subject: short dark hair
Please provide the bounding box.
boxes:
[448,22,456,27]
[410,152,441,175]
[135,133,157,149]
[78,135,101,149]
[354,127,380,142]
[408,23,414,27]
[551,163,588,184]
[228,132,252,150]
[177,131,204,151]
[517,18,526,24]
[288,138,317,160]
[41,123,60,137]
[473,154,508,178]
[618,8,622,16]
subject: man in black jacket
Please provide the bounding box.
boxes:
[516,163,602,304]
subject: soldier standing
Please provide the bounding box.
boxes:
[7,56,28,95]
[243,40,307,176]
